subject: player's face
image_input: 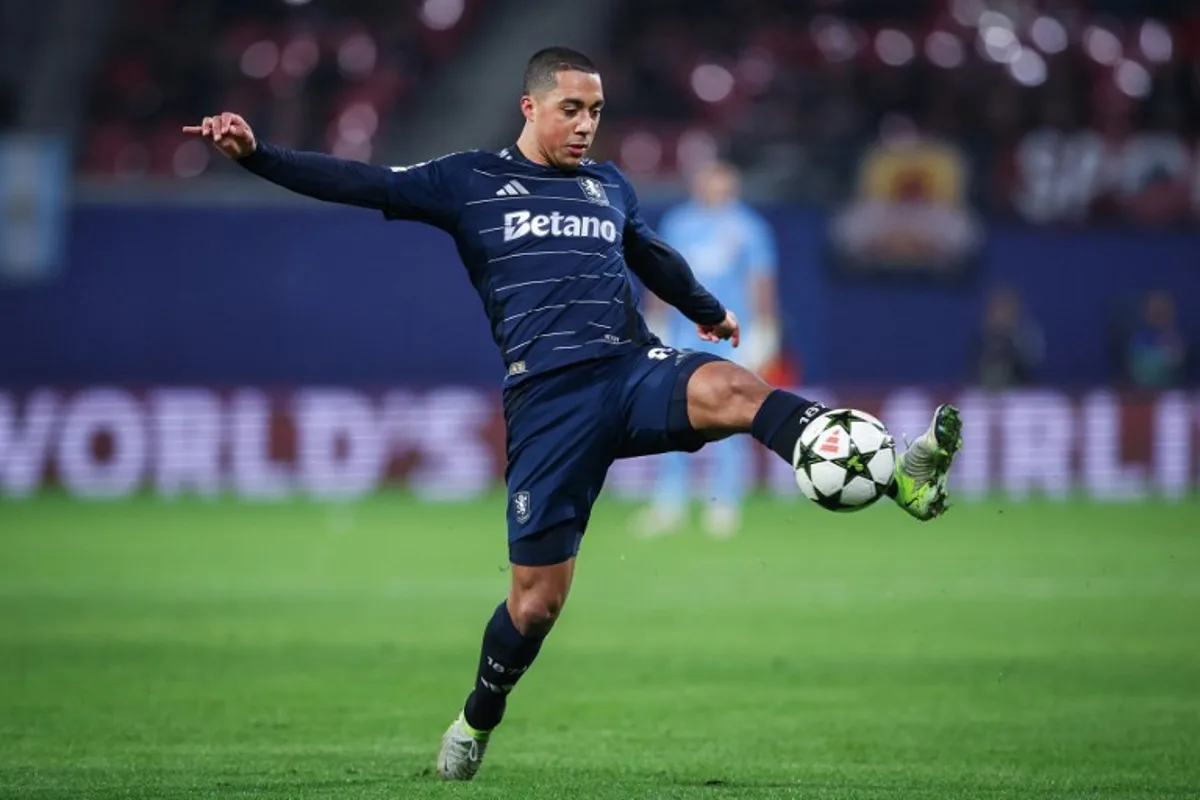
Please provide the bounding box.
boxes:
[525,70,604,170]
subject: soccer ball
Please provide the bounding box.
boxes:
[793,408,896,512]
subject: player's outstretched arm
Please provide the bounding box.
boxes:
[183,112,393,211]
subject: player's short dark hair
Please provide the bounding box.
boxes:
[523,47,598,96]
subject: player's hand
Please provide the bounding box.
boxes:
[697,310,740,347]
[182,112,257,160]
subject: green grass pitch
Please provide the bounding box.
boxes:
[2,493,1198,799]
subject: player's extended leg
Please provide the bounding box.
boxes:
[437,526,577,781]
[686,361,961,520]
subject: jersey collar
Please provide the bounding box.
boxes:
[504,143,536,165]
[502,143,595,169]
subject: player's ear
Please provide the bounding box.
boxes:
[520,94,536,123]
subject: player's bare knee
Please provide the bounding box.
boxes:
[510,590,564,637]
[508,561,573,636]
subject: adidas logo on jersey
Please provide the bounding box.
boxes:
[495,180,530,197]
[503,210,617,243]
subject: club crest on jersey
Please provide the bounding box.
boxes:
[513,491,532,524]
[578,177,609,206]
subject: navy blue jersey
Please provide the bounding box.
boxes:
[237,142,726,385]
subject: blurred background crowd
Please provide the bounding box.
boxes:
[8,0,1187,227]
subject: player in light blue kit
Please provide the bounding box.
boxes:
[633,160,780,538]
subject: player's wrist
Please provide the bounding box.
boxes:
[234,139,267,166]
[692,303,727,327]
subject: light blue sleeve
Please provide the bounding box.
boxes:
[742,211,778,277]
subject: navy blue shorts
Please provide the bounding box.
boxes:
[503,344,726,566]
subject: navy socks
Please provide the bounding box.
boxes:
[750,389,828,465]
[462,601,545,731]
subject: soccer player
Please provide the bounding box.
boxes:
[632,159,781,539]
[184,46,962,781]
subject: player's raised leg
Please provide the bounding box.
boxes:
[684,359,820,452]
[684,360,961,520]
[438,524,577,780]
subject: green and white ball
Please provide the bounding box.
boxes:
[793,409,896,512]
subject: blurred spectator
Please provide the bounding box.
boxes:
[1124,290,1189,388]
[632,160,780,539]
[972,285,1045,390]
